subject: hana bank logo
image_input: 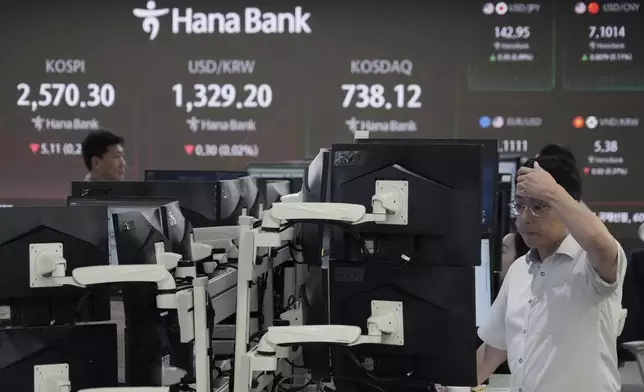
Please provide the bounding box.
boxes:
[133,1,170,40]
[133,2,312,40]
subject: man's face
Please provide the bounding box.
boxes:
[94,144,126,181]
[514,196,567,250]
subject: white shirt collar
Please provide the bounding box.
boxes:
[525,234,581,264]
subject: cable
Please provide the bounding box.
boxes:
[174,276,194,286]
[275,375,314,392]
[249,329,267,343]
[283,295,297,312]
[290,243,303,252]
[71,292,91,327]
[283,357,308,369]
[342,348,405,383]
[316,374,385,392]
[288,242,305,264]
[286,220,374,264]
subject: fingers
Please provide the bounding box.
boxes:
[517,167,533,175]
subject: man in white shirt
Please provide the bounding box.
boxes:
[476,154,627,392]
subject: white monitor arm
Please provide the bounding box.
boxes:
[261,180,408,230]
[30,244,179,310]
[257,300,404,355]
[79,389,170,392]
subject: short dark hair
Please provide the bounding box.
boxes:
[522,154,582,201]
[81,130,124,170]
[537,144,576,165]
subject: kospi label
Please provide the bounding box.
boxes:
[133,1,312,40]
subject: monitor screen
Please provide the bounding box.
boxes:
[499,158,520,206]
[475,238,492,327]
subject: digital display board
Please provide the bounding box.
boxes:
[1,0,643,239]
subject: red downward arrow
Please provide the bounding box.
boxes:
[29,143,40,154]
[184,145,195,155]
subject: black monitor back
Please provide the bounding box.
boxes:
[239,176,260,218]
[71,181,219,228]
[219,179,244,225]
[327,142,481,389]
[299,149,332,266]
[110,209,189,385]
[0,323,118,390]
[160,202,193,261]
[256,178,300,211]
[357,138,498,234]
[0,206,111,326]
[145,169,246,181]
[67,198,193,261]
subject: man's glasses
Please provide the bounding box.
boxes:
[509,201,551,218]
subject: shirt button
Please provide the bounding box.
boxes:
[540,272,545,276]
[519,358,523,364]
[523,329,527,334]
[528,299,532,304]
[519,389,522,392]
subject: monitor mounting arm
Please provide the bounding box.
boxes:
[29,243,180,309]
[234,300,404,392]
[257,300,404,355]
[261,180,408,230]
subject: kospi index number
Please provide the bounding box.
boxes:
[469,1,555,91]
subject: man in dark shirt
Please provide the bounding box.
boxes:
[81,130,126,181]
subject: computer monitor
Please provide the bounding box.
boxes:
[109,208,195,386]
[252,178,298,211]
[144,169,246,181]
[263,180,291,210]
[499,156,521,213]
[0,323,118,390]
[219,179,244,225]
[0,206,111,327]
[71,181,219,228]
[357,138,498,234]
[476,239,492,327]
[160,201,193,261]
[299,149,332,266]
[239,176,260,217]
[67,198,193,263]
[110,208,170,266]
[246,161,309,179]
[326,142,482,389]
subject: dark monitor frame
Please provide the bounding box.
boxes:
[144,169,246,182]
[0,206,112,327]
[356,138,499,235]
[326,142,482,388]
[0,323,118,389]
[70,181,220,228]
[67,197,193,261]
[299,149,332,267]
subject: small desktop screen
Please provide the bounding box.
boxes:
[499,159,519,207]
[475,238,492,327]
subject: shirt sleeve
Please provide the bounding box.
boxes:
[478,273,509,350]
[583,239,627,298]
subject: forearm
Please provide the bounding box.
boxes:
[476,343,507,385]
[546,185,618,280]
